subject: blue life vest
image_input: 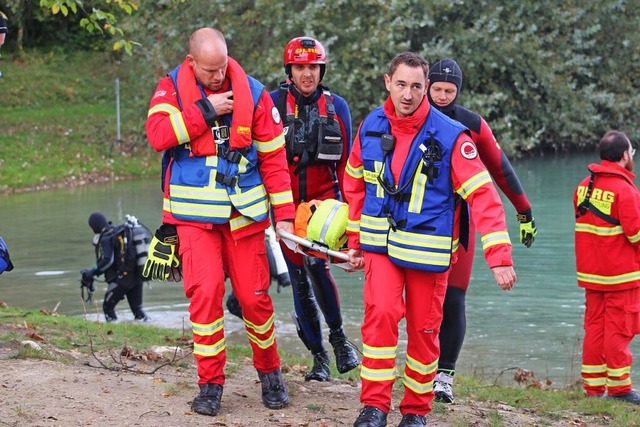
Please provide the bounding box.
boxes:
[162,65,269,224]
[358,107,467,272]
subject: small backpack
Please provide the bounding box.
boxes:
[295,199,348,250]
[104,216,151,287]
[123,215,152,282]
[0,237,14,275]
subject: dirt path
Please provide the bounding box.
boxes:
[0,337,607,427]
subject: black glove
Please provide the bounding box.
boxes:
[80,268,96,293]
[143,224,180,281]
[276,272,292,293]
[516,210,537,248]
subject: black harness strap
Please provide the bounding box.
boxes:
[576,172,620,225]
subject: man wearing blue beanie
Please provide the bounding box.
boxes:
[427,58,537,404]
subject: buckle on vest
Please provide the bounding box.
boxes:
[215,172,237,187]
[212,125,230,145]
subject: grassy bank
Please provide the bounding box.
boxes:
[0,50,160,193]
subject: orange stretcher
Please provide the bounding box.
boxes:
[277,229,353,270]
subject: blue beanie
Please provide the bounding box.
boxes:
[428,58,463,92]
[88,212,109,233]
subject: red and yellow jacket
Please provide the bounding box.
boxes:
[145,59,295,238]
[344,97,513,270]
[574,161,640,291]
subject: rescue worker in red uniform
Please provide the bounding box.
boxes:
[574,130,640,405]
[144,28,295,416]
[269,37,359,381]
[344,52,516,427]
[427,58,537,403]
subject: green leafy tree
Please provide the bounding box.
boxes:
[12,0,640,155]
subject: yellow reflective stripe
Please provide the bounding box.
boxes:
[607,377,632,387]
[456,170,492,199]
[375,162,385,198]
[163,198,232,218]
[405,355,437,376]
[148,103,181,117]
[402,374,433,394]
[582,364,607,374]
[270,190,294,206]
[480,231,511,249]
[359,215,389,246]
[575,223,623,236]
[230,214,254,231]
[193,337,226,357]
[234,200,268,219]
[388,245,450,266]
[630,232,640,243]
[361,365,396,382]
[230,185,267,208]
[608,365,631,377]
[360,215,390,231]
[360,232,388,247]
[346,219,360,234]
[452,238,459,253]
[170,113,190,144]
[256,133,285,153]
[390,229,451,249]
[577,270,640,285]
[204,155,218,167]
[246,329,276,349]
[244,313,274,335]
[362,343,397,360]
[170,184,229,201]
[148,103,190,144]
[583,377,607,387]
[237,154,250,173]
[408,171,427,214]
[191,318,224,336]
[346,162,363,179]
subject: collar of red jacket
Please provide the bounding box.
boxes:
[383,95,430,134]
[589,160,637,182]
[177,56,253,149]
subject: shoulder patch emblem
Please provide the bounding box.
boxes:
[271,106,281,124]
[460,141,478,160]
[152,90,167,99]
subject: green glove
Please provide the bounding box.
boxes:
[143,224,180,281]
[516,210,537,248]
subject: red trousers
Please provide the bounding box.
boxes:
[177,224,280,384]
[359,252,448,415]
[582,287,640,396]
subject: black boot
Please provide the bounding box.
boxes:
[191,383,223,416]
[329,327,360,374]
[134,310,150,322]
[305,350,331,382]
[104,310,118,323]
[257,368,289,409]
[398,413,427,426]
[353,406,387,427]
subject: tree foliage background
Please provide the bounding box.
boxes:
[3,0,640,156]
